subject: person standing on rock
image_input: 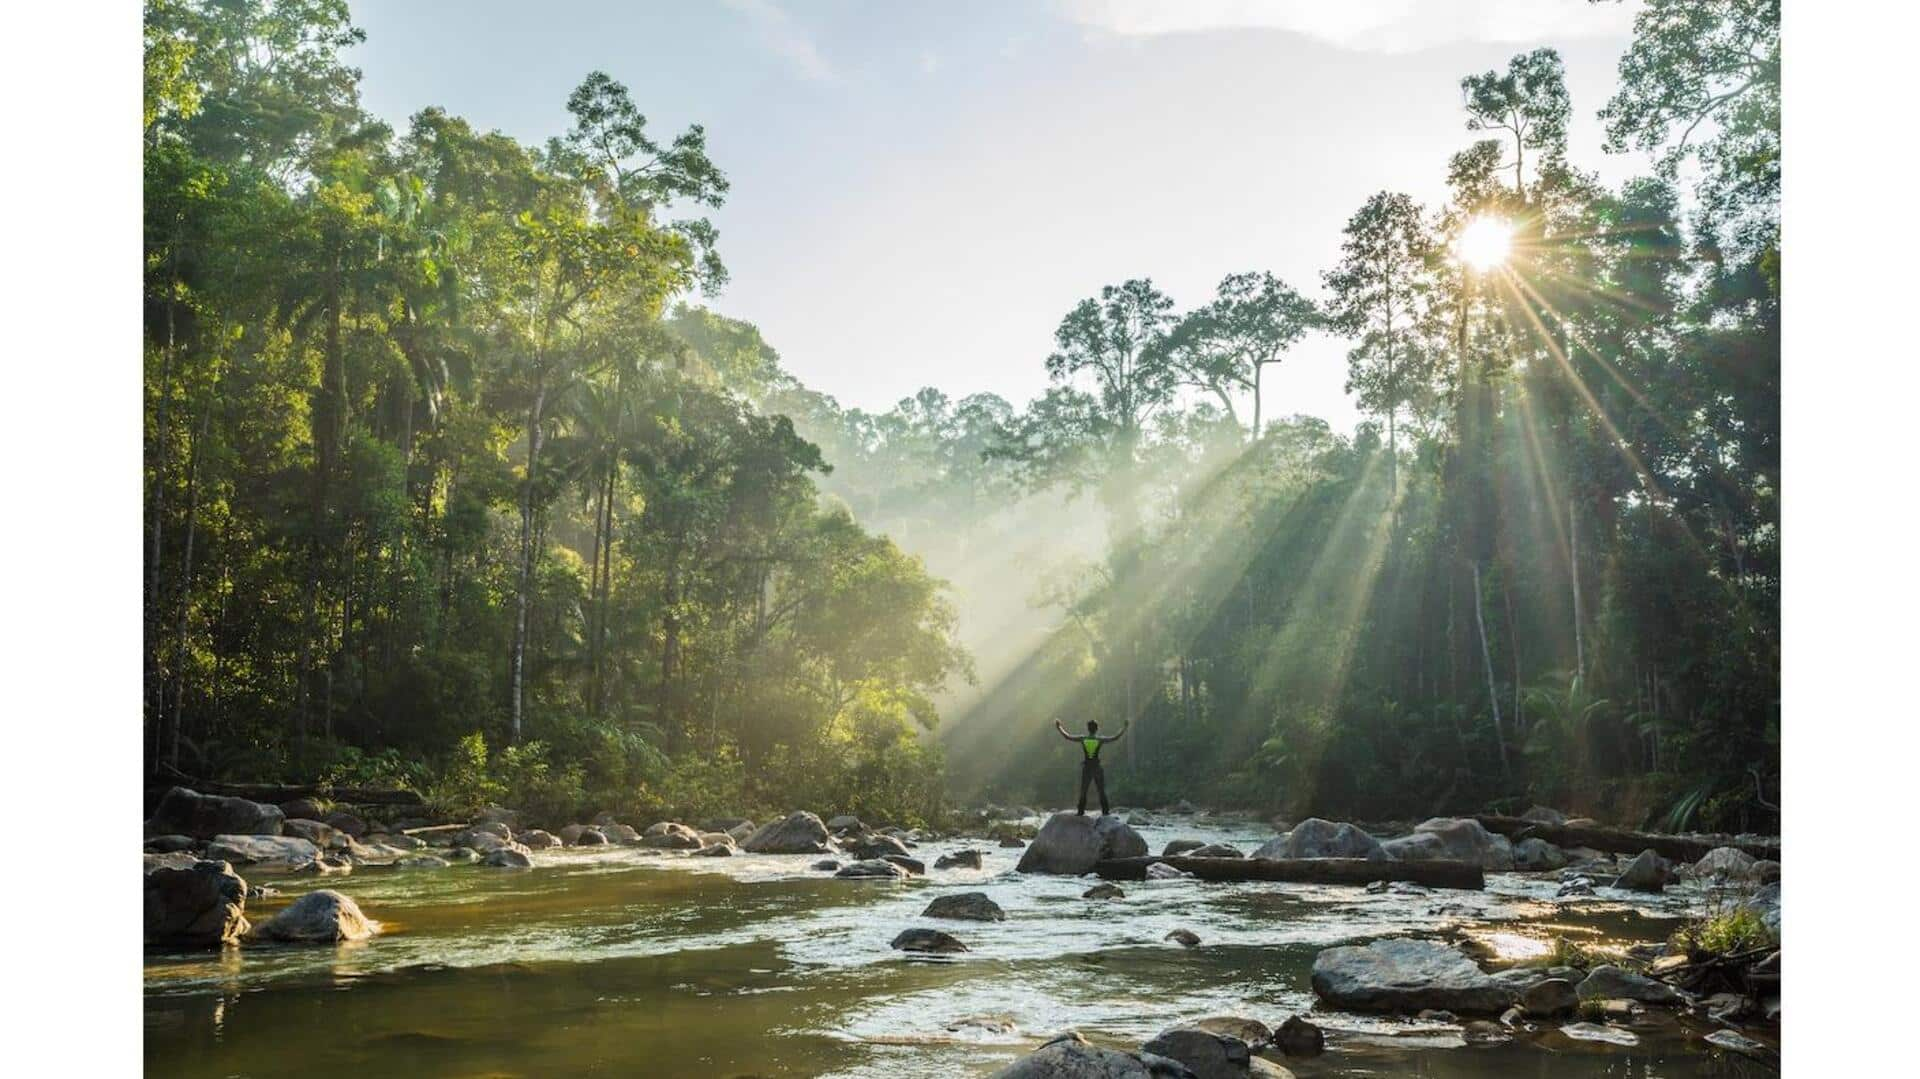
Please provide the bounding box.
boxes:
[1054,718,1128,815]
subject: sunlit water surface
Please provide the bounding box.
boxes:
[144,814,1776,1077]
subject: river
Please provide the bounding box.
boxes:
[144,813,1777,1077]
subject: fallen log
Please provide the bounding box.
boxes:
[1474,815,1779,863]
[1093,856,1484,890]
[148,769,426,809]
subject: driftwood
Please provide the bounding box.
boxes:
[1093,856,1484,890]
[1474,815,1779,863]
[149,768,426,808]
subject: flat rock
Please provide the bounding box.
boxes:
[1017,813,1149,875]
[1558,1022,1638,1046]
[1704,1029,1775,1061]
[835,858,908,879]
[204,834,322,869]
[1310,938,1513,1015]
[1162,839,1207,857]
[923,892,1005,921]
[1576,965,1681,1005]
[882,854,927,876]
[1184,843,1243,859]
[1146,862,1193,880]
[1521,977,1579,1017]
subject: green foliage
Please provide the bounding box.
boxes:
[1672,909,1770,957]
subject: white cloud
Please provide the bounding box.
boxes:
[1054,0,1639,54]
[722,0,836,81]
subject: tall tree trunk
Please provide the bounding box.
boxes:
[1569,497,1584,681]
[1252,361,1263,439]
[510,377,547,743]
[168,387,213,768]
[1472,561,1509,780]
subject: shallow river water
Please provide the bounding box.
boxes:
[144,814,1778,1077]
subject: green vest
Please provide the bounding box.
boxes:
[1081,737,1102,760]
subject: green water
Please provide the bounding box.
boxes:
[144,817,1778,1077]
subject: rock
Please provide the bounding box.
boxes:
[144,859,249,947]
[1512,837,1568,871]
[847,834,912,860]
[1146,862,1193,880]
[835,859,909,879]
[246,884,279,899]
[810,859,842,871]
[443,847,479,864]
[727,821,757,843]
[923,892,1006,921]
[641,822,703,849]
[936,849,985,870]
[204,834,322,869]
[1612,849,1671,892]
[1557,877,1596,898]
[1558,1023,1638,1046]
[1741,881,1782,939]
[573,827,609,846]
[697,832,734,847]
[1383,818,1513,871]
[1310,938,1514,1015]
[458,831,530,858]
[376,833,425,850]
[395,854,450,869]
[323,810,368,838]
[1000,837,1026,848]
[891,928,968,953]
[1520,805,1567,825]
[282,818,340,849]
[519,829,560,850]
[826,814,864,833]
[145,834,200,854]
[1162,839,1208,857]
[1185,843,1244,859]
[249,889,374,943]
[1191,1017,1270,1051]
[1140,1027,1250,1079]
[476,804,520,829]
[556,823,587,844]
[988,1030,1169,1078]
[293,853,352,875]
[148,787,284,839]
[1750,859,1781,884]
[704,816,752,834]
[1462,1020,1508,1044]
[1415,1009,1456,1023]
[1251,818,1387,861]
[1273,1016,1323,1057]
[691,843,734,857]
[1165,928,1201,948]
[882,854,927,876]
[279,797,327,821]
[600,823,641,845]
[1083,883,1126,900]
[1248,1060,1293,1079]
[1704,1029,1775,1061]
[457,821,510,843]
[744,811,834,854]
[1703,992,1755,1023]
[1521,978,1579,1017]
[1576,965,1681,1005]
[590,811,622,828]
[1016,812,1149,875]
[482,848,532,868]
[1693,846,1757,880]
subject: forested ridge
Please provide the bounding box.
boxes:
[145,0,1779,833]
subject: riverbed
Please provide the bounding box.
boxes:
[144,813,1776,1077]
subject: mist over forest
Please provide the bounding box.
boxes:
[144,0,1778,835]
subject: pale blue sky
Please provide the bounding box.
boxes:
[346,1,1648,428]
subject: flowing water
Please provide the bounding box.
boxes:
[144,814,1777,1077]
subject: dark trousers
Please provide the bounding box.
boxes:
[1077,759,1110,814]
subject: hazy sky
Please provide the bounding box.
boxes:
[346,0,1649,430]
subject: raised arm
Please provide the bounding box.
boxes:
[1054,719,1074,740]
[1102,721,1131,743]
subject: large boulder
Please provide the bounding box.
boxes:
[1017,813,1149,875]
[145,834,199,854]
[248,889,375,943]
[519,829,561,850]
[144,859,249,947]
[1162,839,1208,857]
[847,834,913,860]
[1576,965,1682,1005]
[482,848,533,868]
[826,814,864,833]
[1141,1028,1250,1079]
[600,823,641,845]
[1613,849,1672,892]
[1742,881,1782,940]
[641,822,703,850]
[1273,1016,1323,1057]
[989,1031,1180,1078]
[148,787,284,839]
[1512,837,1569,871]
[1694,846,1759,881]
[1382,818,1513,871]
[282,818,341,849]
[204,834,321,869]
[323,810,367,838]
[1522,977,1580,1017]
[923,892,1006,922]
[1253,818,1387,861]
[891,928,969,954]
[743,811,834,854]
[1190,1017,1270,1052]
[1310,938,1513,1015]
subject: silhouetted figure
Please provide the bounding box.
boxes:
[1055,718,1128,815]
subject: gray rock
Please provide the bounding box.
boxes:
[282,818,340,849]
[641,822,703,849]
[1185,843,1244,859]
[847,834,912,860]
[1521,977,1578,1017]
[204,834,322,869]
[691,842,734,857]
[442,846,479,863]
[744,811,834,854]
[810,859,841,871]
[826,814,864,833]
[891,928,968,953]
[1520,805,1567,825]
[835,859,909,879]
[1165,928,1201,948]
[1576,965,1681,1005]
[726,821,757,843]
[1273,1016,1323,1057]
[323,810,367,838]
[1310,938,1514,1015]
[144,859,249,947]
[599,823,641,845]
[923,892,1006,922]
[279,797,327,821]
[376,833,426,851]
[482,848,532,868]
[1704,1029,1775,1061]
[1385,818,1514,871]
[1557,877,1596,898]
[573,827,609,846]
[1083,883,1126,900]
[1512,837,1568,871]
[148,787,284,839]
[703,816,752,834]
[1000,837,1026,848]
[395,854,450,869]
[1017,813,1150,875]
[1613,849,1672,892]
[1251,818,1387,861]
[1558,1022,1638,1046]
[882,854,927,876]
[1140,1028,1249,1079]
[249,889,374,943]
[1146,862,1193,880]
[936,849,985,870]
[519,829,560,850]
[1190,1017,1270,1052]
[1162,839,1208,857]
[145,834,200,854]
[1693,846,1757,880]
[988,1031,1171,1078]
